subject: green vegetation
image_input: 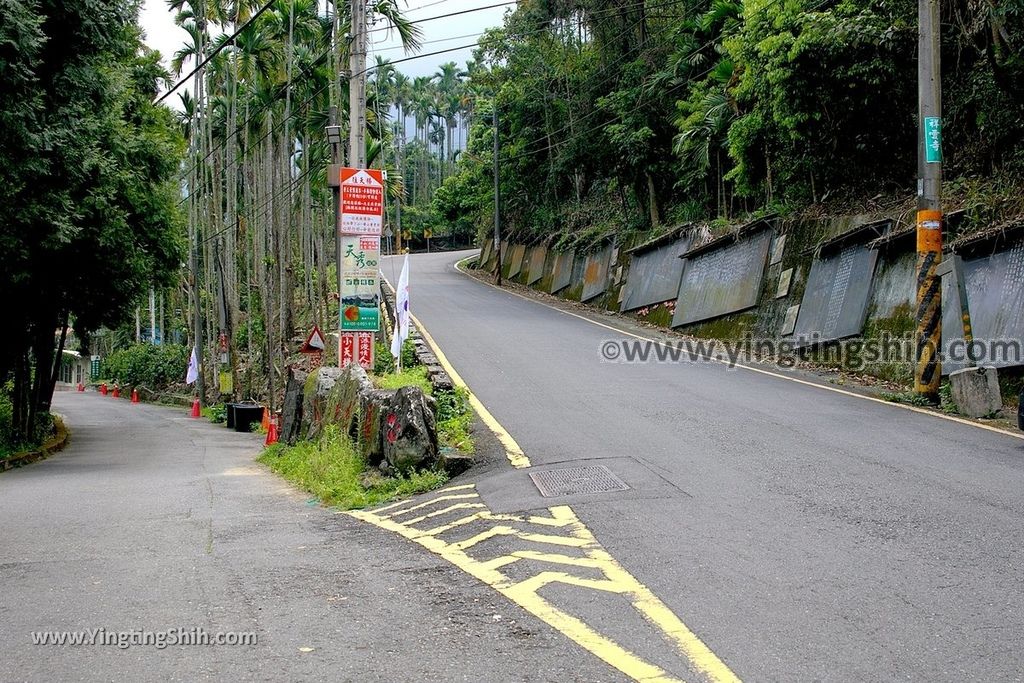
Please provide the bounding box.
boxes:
[100,344,189,390]
[258,426,447,510]
[374,366,432,395]
[0,0,184,443]
[201,403,228,424]
[435,387,474,455]
[880,390,934,407]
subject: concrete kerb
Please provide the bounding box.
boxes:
[0,414,70,472]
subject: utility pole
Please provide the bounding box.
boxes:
[493,102,502,286]
[191,238,205,405]
[915,0,943,399]
[349,0,367,170]
[149,288,156,345]
[396,121,403,254]
[327,106,343,363]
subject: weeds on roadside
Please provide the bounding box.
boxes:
[258,425,447,510]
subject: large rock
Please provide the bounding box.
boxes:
[949,365,1002,418]
[301,367,343,440]
[323,364,373,439]
[358,388,392,466]
[381,386,439,474]
[280,367,309,445]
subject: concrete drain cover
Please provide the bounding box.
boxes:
[529,465,630,498]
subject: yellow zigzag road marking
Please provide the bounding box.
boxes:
[349,491,741,683]
[377,261,739,681]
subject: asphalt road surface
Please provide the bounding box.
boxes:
[380,249,1024,682]
[0,394,614,682]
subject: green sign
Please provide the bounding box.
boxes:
[924,116,942,163]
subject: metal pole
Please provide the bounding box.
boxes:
[149,288,156,345]
[493,103,501,287]
[191,238,205,405]
[396,123,403,254]
[329,105,342,366]
[349,0,367,170]
[915,0,943,399]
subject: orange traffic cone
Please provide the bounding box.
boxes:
[100,383,107,396]
[131,389,139,404]
[264,416,278,446]
[112,385,120,399]
[190,398,201,418]
[260,407,270,432]
[76,383,83,392]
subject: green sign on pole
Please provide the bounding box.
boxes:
[924,116,942,163]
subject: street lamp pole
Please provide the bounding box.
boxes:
[325,109,343,365]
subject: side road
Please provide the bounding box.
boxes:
[0,393,614,682]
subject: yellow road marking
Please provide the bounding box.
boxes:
[454,255,1024,443]
[375,258,742,681]
[400,502,486,525]
[411,310,532,467]
[383,493,481,518]
[349,491,741,683]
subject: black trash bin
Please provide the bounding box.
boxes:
[225,403,237,429]
[1018,390,1023,431]
[233,403,264,433]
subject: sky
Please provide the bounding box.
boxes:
[139,0,513,106]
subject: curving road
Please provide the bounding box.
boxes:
[383,249,1024,682]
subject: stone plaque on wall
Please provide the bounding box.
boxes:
[507,244,526,279]
[672,228,773,327]
[942,236,1024,372]
[581,244,614,302]
[621,236,690,312]
[792,241,878,343]
[549,250,574,293]
[526,245,547,285]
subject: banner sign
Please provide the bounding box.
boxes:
[340,331,374,369]
[340,168,384,235]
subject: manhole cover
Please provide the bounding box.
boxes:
[529,465,630,498]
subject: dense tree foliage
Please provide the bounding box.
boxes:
[428,0,1024,243]
[0,0,184,442]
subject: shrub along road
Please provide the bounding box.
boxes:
[0,393,613,681]
[378,249,1024,682]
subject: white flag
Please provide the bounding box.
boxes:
[185,346,200,385]
[390,255,410,360]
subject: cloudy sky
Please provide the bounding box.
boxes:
[139,0,512,104]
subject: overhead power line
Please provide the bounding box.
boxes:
[155,0,277,105]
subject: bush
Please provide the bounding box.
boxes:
[100,343,189,389]
[372,339,416,375]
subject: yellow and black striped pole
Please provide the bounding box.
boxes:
[915,210,942,397]
[915,0,943,400]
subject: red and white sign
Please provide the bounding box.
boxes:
[300,325,326,353]
[340,331,374,370]
[340,168,384,236]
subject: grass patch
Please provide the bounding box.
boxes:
[880,390,933,407]
[258,425,447,509]
[201,402,227,423]
[374,366,432,394]
[436,387,474,454]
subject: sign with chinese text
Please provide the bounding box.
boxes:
[341,235,380,275]
[340,331,374,369]
[924,117,942,163]
[340,168,384,235]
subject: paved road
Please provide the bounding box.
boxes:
[383,250,1024,682]
[0,393,613,682]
